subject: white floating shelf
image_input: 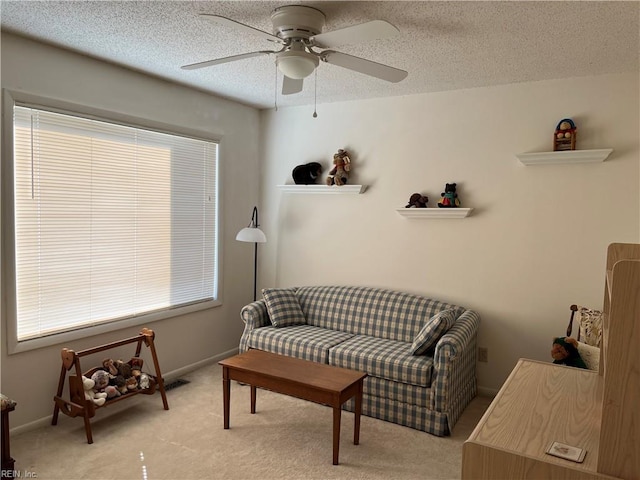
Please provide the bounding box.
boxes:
[515,148,613,166]
[277,185,367,194]
[396,208,474,219]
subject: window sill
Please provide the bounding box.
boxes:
[8,299,221,355]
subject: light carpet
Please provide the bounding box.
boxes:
[11,362,491,480]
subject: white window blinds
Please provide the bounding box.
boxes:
[12,105,218,341]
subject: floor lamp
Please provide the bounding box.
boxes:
[236,206,267,301]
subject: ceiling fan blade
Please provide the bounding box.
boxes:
[311,20,399,48]
[322,51,408,83]
[181,51,273,70]
[282,76,303,95]
[199,14,285,44]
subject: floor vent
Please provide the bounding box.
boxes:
[163,379,190,391]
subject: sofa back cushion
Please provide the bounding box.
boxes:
[295,285,464,343]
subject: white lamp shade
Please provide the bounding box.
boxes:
[277,51,319,80]
[236,227,267,243]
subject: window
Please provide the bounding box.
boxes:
[7,102,219,348]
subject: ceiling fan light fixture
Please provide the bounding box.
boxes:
[276,50,319,80]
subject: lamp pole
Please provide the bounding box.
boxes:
[252,240,258,302]
[250,206,259,301]
[235,206,267,303]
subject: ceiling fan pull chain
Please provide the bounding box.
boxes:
[312,68,318,118]
[274,62,278,111]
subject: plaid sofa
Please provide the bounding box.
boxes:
[239,285,480,436]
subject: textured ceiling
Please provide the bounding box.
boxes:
[1,1,638,110]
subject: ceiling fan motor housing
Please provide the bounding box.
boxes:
[271,5,326,40]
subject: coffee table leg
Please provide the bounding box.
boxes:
[222,367,230,429]
[333,404,341,465]
[251,385,256,414]
[354,380,362,445]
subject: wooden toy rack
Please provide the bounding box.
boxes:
[52,327,169,443]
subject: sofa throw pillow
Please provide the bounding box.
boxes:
[411,308,458,355]
[262,288,306,328]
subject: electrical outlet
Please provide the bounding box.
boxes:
[478,347,488,363]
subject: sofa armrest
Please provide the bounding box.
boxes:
[430,309,480,431]
[239,300,270,353]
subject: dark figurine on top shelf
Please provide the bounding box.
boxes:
[292,162,323,185]
[437,183,460,208]
[553,118,577,151]
[406,193,429,208]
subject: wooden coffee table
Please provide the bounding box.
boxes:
[219,349,367,465]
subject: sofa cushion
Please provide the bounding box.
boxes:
[245,325,354,364]
[262,287,306,327]
[411,309,458,355]
[295,285,464,343]
[329,335,434,387]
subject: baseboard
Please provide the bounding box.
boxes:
[10,347,239,436]
[162,347,238,381]
[9,414,52,437]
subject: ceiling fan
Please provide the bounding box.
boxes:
[181,5,408,95]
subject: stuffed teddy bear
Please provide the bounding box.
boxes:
[292,162,323,185]
[437,183,461,208]
[82,376,107,406]
[406,193,428,208]
[91,370,110,392]
[326,149,351,186]
[551,336,587,369]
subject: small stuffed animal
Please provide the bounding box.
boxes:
[551,337,587,369]
[438,183,460,208]
[292,162,323,185]
[129,357,144,377]
[126,376,139,391]
[138,373,151,389]
[82,376,107,406]
[102,358,118,376]
[104,385,121,399]
[114,359,132,379]
[406,193,428,208]
[326,149,351,186]
[112,375,128,395]
[91,370,110,392]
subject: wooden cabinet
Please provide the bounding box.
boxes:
[462,243,640,480]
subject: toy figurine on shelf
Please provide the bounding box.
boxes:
[406,193,429,208]
[437,183,460,208]
[553,118,577,151]
[292,162,323,185]
[326,149,351,186]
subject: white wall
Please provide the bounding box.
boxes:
[260,73,640,393]
[1,33,261,428]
